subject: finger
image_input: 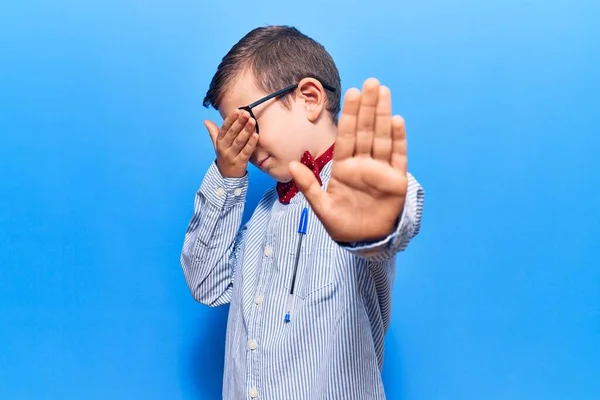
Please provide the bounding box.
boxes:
[372,86,392,161]
[391,115,407,174]
[355,78,380,156]
[230,118,256,154]
[204,120,219,149]
[334,88,361,161]
[239,133,259,161]
[217,110,241,141]
[221,111,249,147]
[289,161,325,215]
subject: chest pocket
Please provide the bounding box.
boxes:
[281,247,334,299]
[277,210,335,299]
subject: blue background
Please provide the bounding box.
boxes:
[1,1,599,399]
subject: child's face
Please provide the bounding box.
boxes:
[218,70,327,183]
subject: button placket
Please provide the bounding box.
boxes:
[247,209,285,396]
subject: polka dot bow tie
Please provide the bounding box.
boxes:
[276,144,335,204]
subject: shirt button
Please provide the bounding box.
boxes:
[264,245,272,257]
[254,295,263,305]
[248,339,258,350]
[249,387,258,398]
[233,188,242,196]
[215,187,225,197]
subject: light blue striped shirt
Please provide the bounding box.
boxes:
[181,159,424,399]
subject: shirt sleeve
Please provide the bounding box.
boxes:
[338,172,424,262]
[180,161,249,306]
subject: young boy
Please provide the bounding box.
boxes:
[181,25,424,399]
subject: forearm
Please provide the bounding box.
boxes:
[180,162,248,306]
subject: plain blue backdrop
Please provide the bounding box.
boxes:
[1,1,599,399]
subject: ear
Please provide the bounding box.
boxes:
[296,78,326,123]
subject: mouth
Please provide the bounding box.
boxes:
[258,156,270,168]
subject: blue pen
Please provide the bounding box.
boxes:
[284,207,308,323]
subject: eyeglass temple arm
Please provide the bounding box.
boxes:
[247,83,337,109]
[247,84,298,109]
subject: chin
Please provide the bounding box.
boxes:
[267,167,293,183]
[271,174,293,184]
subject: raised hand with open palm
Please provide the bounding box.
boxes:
[289,78,408,243]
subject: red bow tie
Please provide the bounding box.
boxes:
[276,144,335,204]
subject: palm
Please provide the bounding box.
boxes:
[290,78,409,243]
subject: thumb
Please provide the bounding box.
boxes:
[289,161,325,215]
[204,120,219,149]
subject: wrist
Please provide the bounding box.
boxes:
[216,159,246,178]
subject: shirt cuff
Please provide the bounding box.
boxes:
[199,161,249,210]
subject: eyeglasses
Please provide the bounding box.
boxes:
[238,81,337,134]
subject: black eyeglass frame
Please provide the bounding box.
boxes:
[238,81,337,133]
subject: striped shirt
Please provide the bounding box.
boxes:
[180,159,424,399]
